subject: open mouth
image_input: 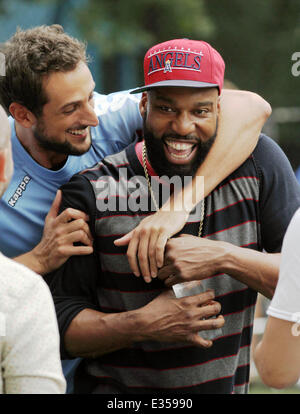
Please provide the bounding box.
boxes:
[164,138,198,163]
[66,127,89,138]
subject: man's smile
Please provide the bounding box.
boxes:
[164,138,198,164]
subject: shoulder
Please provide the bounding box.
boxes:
[90,91,142,151]
[93,90,141,117]
[0,255,52,311]
[252,134,293,170]
[78,145,132,180]
[58,147,130,219]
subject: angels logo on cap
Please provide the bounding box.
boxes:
[131,38,225,95]
[164,59,172,73]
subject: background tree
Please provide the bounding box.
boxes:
[1,0,300,167]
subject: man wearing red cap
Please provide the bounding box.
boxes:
[45,39,300,394]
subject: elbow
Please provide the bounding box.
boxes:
[254,343,299,389]
[264,284,276,300]
[249,91,272,122]
[259,370,299,390]
[259,95,272,121]
[262,100,272,122]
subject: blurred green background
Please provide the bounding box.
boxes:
[0,0,300,169]
[1,0,299,169]
[0,0,299,393]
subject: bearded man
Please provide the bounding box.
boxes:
[45,39,300,394]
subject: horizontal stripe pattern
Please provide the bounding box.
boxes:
[85,345,250,393]
[79,145,261,393]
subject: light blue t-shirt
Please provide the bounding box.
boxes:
[0,90,142,394]
[0,90,142,258]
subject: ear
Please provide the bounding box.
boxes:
[0,150,6,182]
[216,96,221,116]
[9,102,37,128]
[139,92,148,119]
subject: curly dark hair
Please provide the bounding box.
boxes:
[0,24,89,117]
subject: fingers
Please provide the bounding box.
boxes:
[126,226,170,283]
[155,232,170,269]
[57,244,94,257]
[187,333,213,348]
[59,219,93,246]
[63,227,94,248]
[198,315,225,331]
[114,228,167,280]
[187,315,225,348]
[137,232,152,283]
[126,227,162,282]
[180,297,224,349]
[148,233,159,278]
[55,207,90,224]
[178,291,222,321]
[47,190,62,219]
[114,231,133,246]
[185,289,216,308]
[126,231,142,277]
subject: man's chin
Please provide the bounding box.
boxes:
[68,141,92,156]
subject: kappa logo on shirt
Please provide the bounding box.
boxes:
[8,175,31,207]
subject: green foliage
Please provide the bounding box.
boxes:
[203,0,300,106]
[75,0,214,57]
[3,0,300,161]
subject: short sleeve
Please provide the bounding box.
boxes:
[267,208,300,322]
[44,174,101,359]
[254,135,300,252]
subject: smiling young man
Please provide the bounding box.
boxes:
[45,39,300,394]
[11,60,98,170]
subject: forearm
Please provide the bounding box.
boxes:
[13,249,45,275]
[64,308,144,358]
[166,90,271,212]
[63,289,222,357]
[254,316,300,388]
[221,243,280,299]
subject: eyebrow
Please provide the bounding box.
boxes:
[59,84,96,111]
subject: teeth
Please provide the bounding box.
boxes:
[170,152,191,159]
[68,128,88,136]
[165,140,194,150]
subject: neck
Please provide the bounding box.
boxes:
[15,123,67,170]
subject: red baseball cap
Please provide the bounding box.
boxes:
[131,38,225,95]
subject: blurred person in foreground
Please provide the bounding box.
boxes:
[45,38,300,394]
[0,25,271,391]
[0,105,65,394]
[254,208,300,389]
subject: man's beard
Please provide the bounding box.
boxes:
[143,118,218,181]
[33,119,92,156]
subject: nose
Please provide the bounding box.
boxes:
[82,102,99,127]
[171,112,195,136]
